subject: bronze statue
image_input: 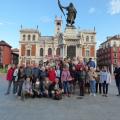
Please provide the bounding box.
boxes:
[58,0,77,26]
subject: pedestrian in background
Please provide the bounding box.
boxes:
[114,63,120,96]
[5,64,14,95]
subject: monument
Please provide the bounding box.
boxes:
[58,0,77,27]
[58,0,79,58]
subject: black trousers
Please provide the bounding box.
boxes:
[17,80,24,96]
[79,80,84,96]
[48,83,55,98]
[115,79,120,95]
[102,81,108,94]
[13,76,18,94]
[96,83,102,94]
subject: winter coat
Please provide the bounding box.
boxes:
[32,67,40,78]
[87,60,96,68]
[61,70,71,82]
[100,71,111,84]
[76,70,86,82]
[6,67,14,81]
[48,69,56,83]
[24,67,32,78]
[88,71,97,81]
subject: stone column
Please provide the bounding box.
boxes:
[62,45,64,59]
[79,46,82,58]
[64,45,67,58]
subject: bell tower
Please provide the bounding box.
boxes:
[55,16,62,35]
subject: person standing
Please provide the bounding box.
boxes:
[5,64,14,95]
[101,68,111,97]
[76,67,86,97]
[17,66,25,97]
[114,63,120,96]
[61,66,71,97]
[13,65,19,94]
[96,67,102,94]
[88,67,97,96]
[48,67,56,98]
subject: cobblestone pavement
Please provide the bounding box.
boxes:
[0,74,120,120]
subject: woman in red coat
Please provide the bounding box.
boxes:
[5,64,14,95]
[48,67,56,97]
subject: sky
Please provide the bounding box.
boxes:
[0,0,120,49]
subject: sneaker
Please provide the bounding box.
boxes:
[93,94,96,96]
[17,96,21,100]
[105,94,108,97]
[102,94,105,96]
[89,93,93,96]
[116,94,120,96]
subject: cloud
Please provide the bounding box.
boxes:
[0,21,16,26]
[39,16,52,23]
[108,0,120,15]
[89,7,95,14]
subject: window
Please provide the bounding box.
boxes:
[114,59,117,64]
[56,48,60,56]
[48,48,52,56]
[33,35,36,41]
[114,53,117,58]
[28,35,31,40]
[91,36,94,42]
[23,35,26,40]
[27,50,31,56]
[40,48,43,56]
[86,36,89,42]
[86,49,90,57]
[113,41,116,46]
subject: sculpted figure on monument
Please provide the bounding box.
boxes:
[58,0,77,26]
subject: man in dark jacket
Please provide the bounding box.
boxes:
[24,64,32,78]
[114,63,120,96]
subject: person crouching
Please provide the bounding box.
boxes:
[21,77,33,101]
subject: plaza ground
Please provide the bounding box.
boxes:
[0,74,120,120]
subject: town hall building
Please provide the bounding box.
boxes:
[19,17,96,65]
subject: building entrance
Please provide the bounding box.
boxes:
[67,45,76,58]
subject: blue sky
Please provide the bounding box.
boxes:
[0,0,120,48]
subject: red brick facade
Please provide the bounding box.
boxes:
[31,45,36,56]
[0,41,11,66]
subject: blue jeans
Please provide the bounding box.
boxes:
[90,80,96,94]
[63,81,70,94]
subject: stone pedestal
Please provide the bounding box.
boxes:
[61,26,80,58]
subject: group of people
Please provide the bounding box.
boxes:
[5,57,115,101]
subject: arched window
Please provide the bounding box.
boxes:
[23,35,26,41]
[40,48,43,56]
[28,35,31,40]
[86,36,89,42]
[48,48,52,56]
[33,35,36,41]
[56,48,60,56]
